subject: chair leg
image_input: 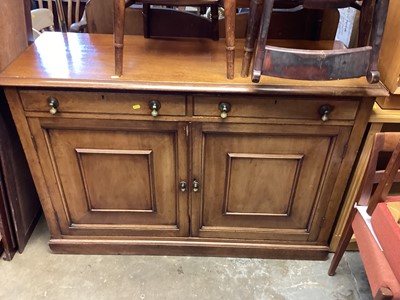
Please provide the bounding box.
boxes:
[251,0,274,83]
[366,0,390,84]
[374,287,393,300]
[224,0,236,79]
[358,0,374,47]
[211,4,219,41]
[114,0,126,77]
[328,207,357,276]
[241,0,263,78]
[143,3,151,38]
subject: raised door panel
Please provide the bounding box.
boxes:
[191,123,351,242]
[29,118,189,237]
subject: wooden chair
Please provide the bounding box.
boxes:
[31,8,55,40]
[243,0,390,83]
[328,132,400,300]
[113,0,241,79]
[35,0,85,32]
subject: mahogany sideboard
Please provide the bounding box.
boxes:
[0,32,388,259]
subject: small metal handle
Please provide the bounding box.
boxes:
[319,105,333,122]
[47,97,59,115]
[179,181,187,192]
[193,179,200,193]
[149,100,161,117]
[219,102,231,119]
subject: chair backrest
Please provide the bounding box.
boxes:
[66,0,82,28]
[37,0,53,12]
[357,132,400,214]
[36,0,84,31]
[31,8,55,40]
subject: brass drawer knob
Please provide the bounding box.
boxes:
[47,97,59,115]
[219,102,231,119]
[149,100,161,117]
[319,104,333,122]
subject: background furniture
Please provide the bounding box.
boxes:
[31,8,55,40]
[0,0,31,70]
[74,0,224,35]
[0,91,41,261]
[140,2,220,40]
[0,0,41,260]
[246,0,390,83]
[33,0,86,31]
[330,104,400,253]
[113,0,245,79]
[330,0,400,252]
[377,0,400,97]
[81,0,338,39]
[328,132,400,299]
[0,32,387,258]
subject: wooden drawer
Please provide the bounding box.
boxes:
[193,95,359,121]
[19,90,186,116]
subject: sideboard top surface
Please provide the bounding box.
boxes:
[0,32,388,97]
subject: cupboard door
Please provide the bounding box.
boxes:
[29,118,189,237]
[191,123,351,242]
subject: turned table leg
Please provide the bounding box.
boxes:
[224,0,236,79]
[114,0,126,77]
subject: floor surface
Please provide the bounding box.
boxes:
[0,217,372,300]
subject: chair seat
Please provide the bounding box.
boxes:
[258,45,372,81]
[245,0,390,83]
[372,198,400,283]
[353,212,400,299]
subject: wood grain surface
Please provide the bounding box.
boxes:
[0,32,388,97]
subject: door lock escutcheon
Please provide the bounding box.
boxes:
[179,181,187,192]
[193,179,200,192]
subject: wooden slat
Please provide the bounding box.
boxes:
[68,0,72,27]
[47,0,52,12]
[75,0,80,23]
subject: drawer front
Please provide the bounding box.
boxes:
[193,95,359,121]
[19,90,186,116]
